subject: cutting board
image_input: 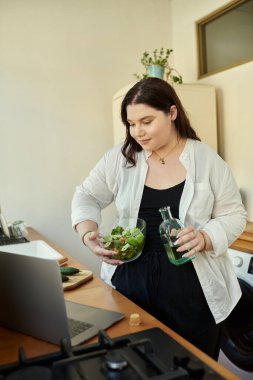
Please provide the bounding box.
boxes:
[62,269,93,290]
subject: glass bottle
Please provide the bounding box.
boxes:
[159,206,195,266]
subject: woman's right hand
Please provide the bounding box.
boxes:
[83,231,124,265]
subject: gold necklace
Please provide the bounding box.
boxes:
[153,138,180,164]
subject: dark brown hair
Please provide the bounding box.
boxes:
[121,77,200,166]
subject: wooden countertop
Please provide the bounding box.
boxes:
[0,228,240,380]
[230,225,253,254]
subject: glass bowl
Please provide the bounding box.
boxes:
[101,218,146,263]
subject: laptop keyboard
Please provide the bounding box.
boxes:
[68,318,93,338]
[0,236,29,246]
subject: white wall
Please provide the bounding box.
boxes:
[0,0,173,274]
[171,0,253,221]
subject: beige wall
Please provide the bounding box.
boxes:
[171,0,253,221]
[0,0,172,273]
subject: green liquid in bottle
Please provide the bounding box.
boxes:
[159,206,195,266]
[164,243,193,266]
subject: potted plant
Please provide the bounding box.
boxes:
[134,48,183,84]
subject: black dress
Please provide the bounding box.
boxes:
[112,182,223,359]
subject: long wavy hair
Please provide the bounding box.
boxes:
[121,77,200,166]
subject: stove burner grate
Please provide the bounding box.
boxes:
[0,328,226,380]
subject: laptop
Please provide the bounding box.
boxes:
[0,250,124,346]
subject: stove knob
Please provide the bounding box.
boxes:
[232,256,243,267]
[105,351,128,370]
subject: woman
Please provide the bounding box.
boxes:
[71,78,247,359]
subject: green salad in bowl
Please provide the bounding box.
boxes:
[101,218,146,262]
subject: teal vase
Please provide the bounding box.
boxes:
[147,65,165,79]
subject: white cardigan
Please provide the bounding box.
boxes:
[71,139,247,323]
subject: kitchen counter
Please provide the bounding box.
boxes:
[0,227,240,379]
[230,222,253,254]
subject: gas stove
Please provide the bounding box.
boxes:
[0,328,225,380]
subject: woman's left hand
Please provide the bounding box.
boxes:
[174,226,206,257]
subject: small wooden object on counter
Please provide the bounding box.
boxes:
[62,269,93,290]
[129,313,141,326]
